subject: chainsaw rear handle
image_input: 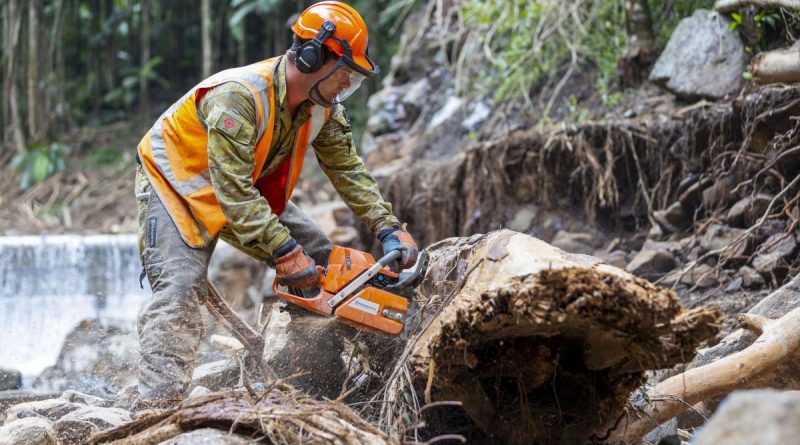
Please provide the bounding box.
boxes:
[379,249,403,267]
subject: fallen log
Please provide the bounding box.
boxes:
[749,48,800,85]
[90,384,393,445]
[375,230,720,445]
[611,274,800,444]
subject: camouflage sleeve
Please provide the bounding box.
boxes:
[313,104,400,233]
[198,82,292,257]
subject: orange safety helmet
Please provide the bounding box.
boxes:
[291,1,379,78]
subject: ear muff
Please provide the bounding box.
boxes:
[296,20,336,74]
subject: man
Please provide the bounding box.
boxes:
[132,1,417,403]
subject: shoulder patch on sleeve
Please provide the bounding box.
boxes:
[214,111,244,138]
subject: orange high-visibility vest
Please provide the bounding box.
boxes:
[137,57,330,248]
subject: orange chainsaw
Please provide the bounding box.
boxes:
[273,246,428,335]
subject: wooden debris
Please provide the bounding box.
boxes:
[90,384,393,445]
[373,230,720,445]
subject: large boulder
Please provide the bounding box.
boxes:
[32,319,138,398]
[0,370,21,392]
[650,10,747,99]
[693,390,800,445]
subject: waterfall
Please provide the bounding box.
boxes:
[0,235,149,381]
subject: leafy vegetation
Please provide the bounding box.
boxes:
[454,0,714,117]
[12,142,70,189]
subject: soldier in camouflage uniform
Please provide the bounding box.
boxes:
[131,2,418,403]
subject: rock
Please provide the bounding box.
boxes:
[0,417,56,445]
[52,419,98,444]
[626,250,678,279]
[462,101,491,132]
[551,231,602,255]
[157,428,254,444]
[187,386,211,399]
[693,390,800,445]
[663,263,718,288]
[702,175,739,212]
[738,266,765,288]
[427,96,464,131]
[365,86,407,139]
[0,370,21,392]
[726,194,772,228]
[399,77,431,123]
[507,205,538,233]
[652,201,691,232]
[189,359,239,393]
[650,10,746,99]
[32,319,138,398]
[58,405,130,430]
[209,242,264,312]
[678,180,704,209]
[641,239,683,254]
[700,224,748,256]
[752,233,798,273]
[600,250,629,269]
[4,399,79,424]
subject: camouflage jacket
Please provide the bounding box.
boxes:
[194,56,399,257]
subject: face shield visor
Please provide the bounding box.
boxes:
[309,58,367,108]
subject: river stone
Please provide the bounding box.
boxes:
[700,224,748,256]
[52,419,98,444]
[650,9,746,99]
[726,194,772,228]
[653,201,691,232]
[550,231,602,255]
[626,250,678,279]
[189,359,239,393]
[157,428,253,444]
[508,205,538,233]
[4,399,79,424]
[0,370,21,392]
[0,416,56,445]
[600,250,629,269]
[752,233,798,273]
[32,319,138,398]
[693,390,800,445]
[58,405,130,430]
[738,266,765,288]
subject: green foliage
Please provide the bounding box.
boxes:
[12,143,70,189]
[87,147,128,167]
[104,57,169,109]
[459,0,627,107]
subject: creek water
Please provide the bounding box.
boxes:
[0,235,149,383]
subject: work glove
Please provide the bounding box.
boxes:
[273,240,320,289]
[378,227,418,270]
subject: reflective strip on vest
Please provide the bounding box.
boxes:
[139,57,331,246]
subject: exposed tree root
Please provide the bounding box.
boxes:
[608,274,800,444]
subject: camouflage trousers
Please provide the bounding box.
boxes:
[134,165,332,399]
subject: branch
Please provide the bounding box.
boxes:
[610,305,800,444]
[716,0,800,12]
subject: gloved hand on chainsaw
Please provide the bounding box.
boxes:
[378,227,418,270]
[273,239,320,288]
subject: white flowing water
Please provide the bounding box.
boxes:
[0,235,149,383]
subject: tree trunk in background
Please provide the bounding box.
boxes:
[44,0,65,139]
[618,0,658,87]
[105,0,116,93]
[140,0,151,120]
[5,0,27,154]
[27,0,41,142]
[201,0,212,78]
